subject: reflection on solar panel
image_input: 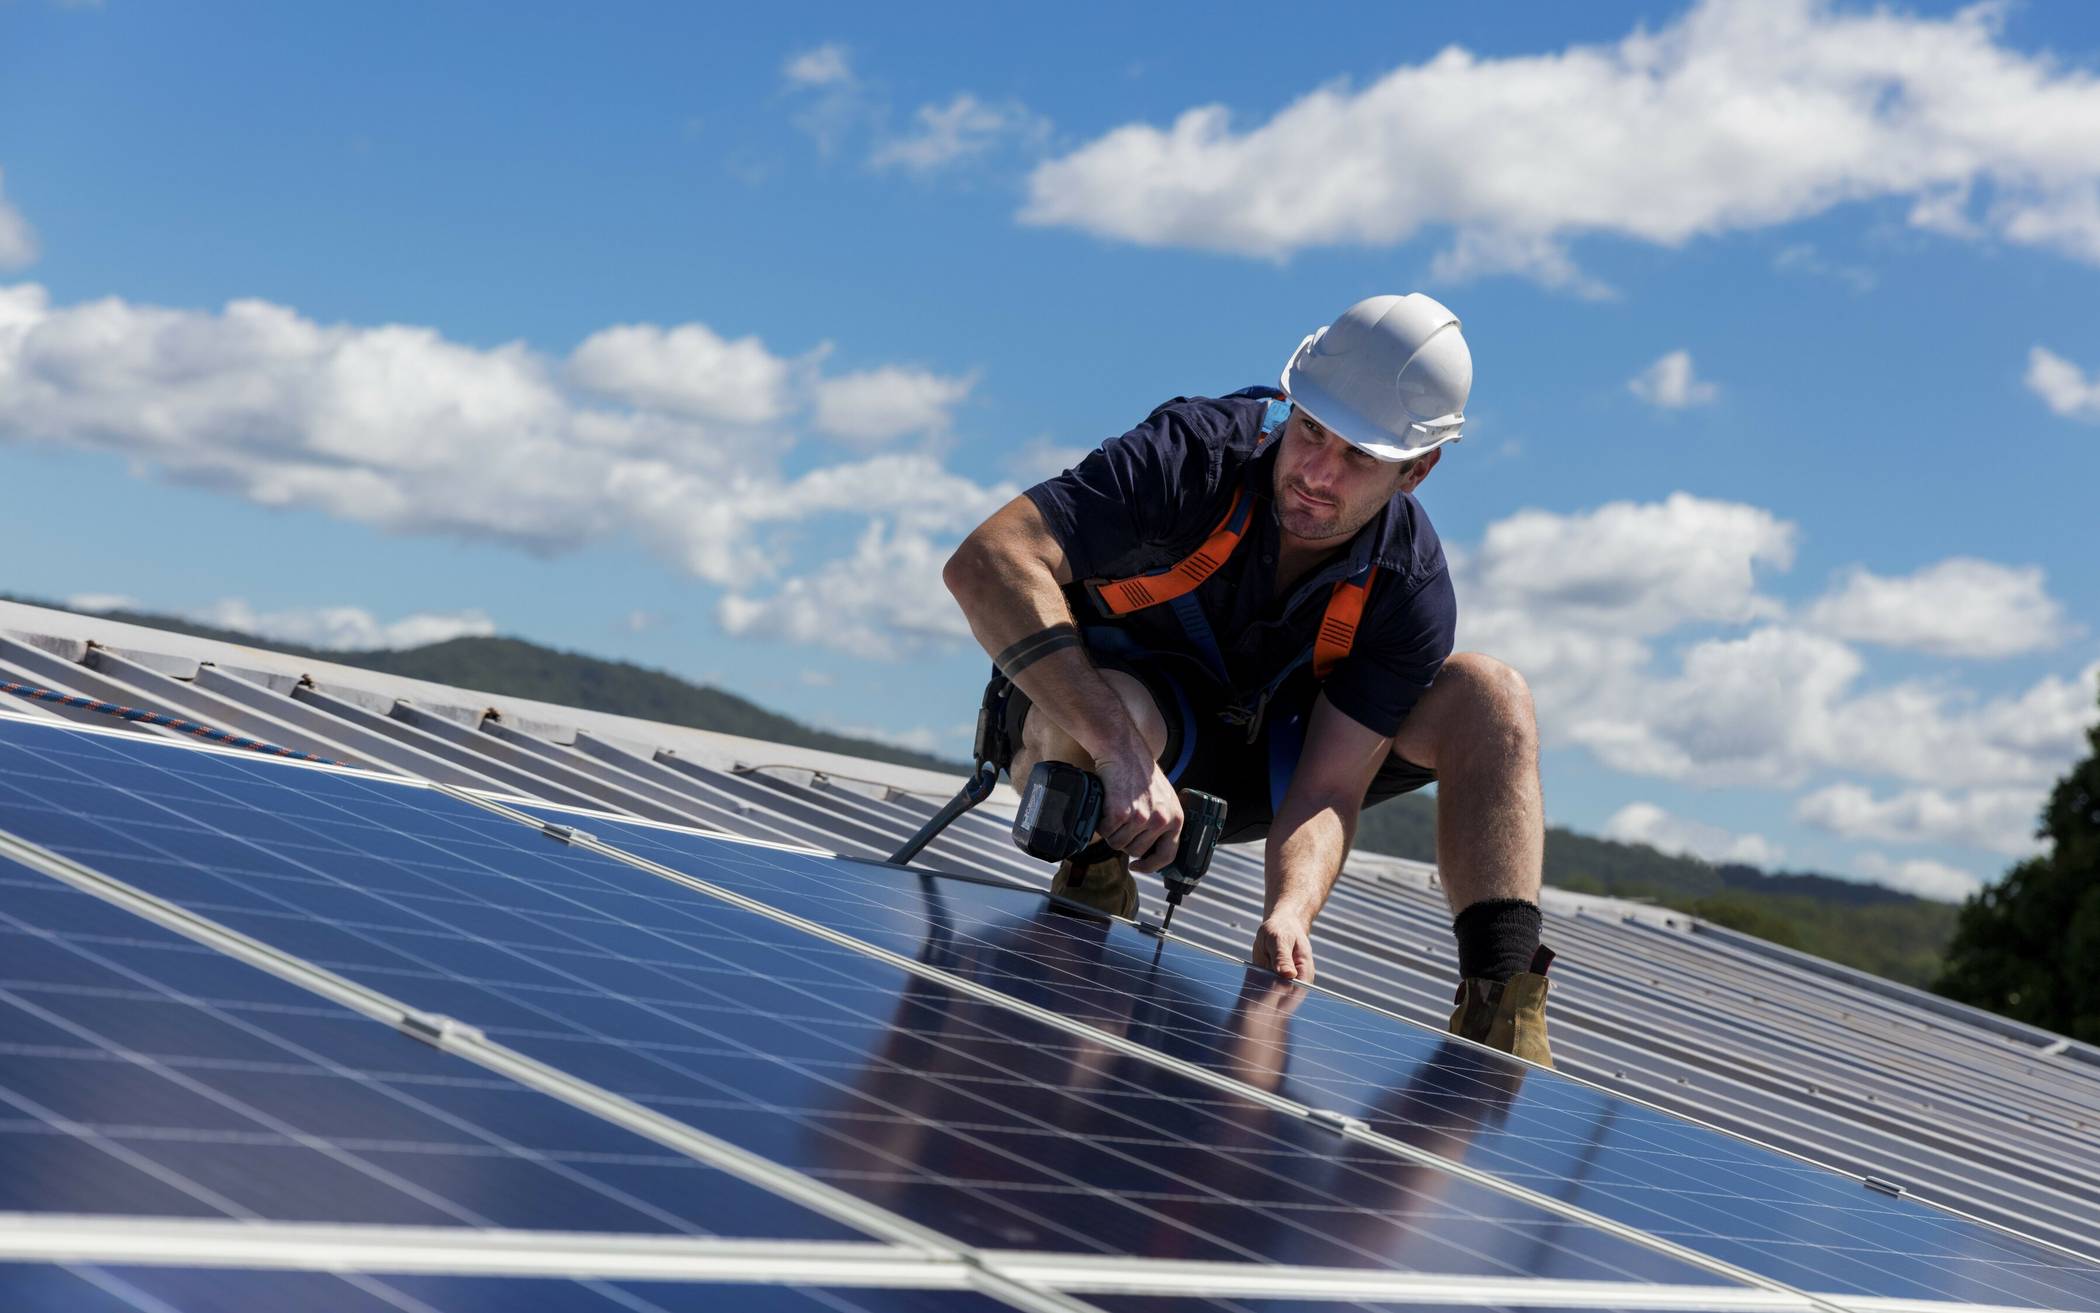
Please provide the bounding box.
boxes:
[1,1264,1018,1312]
[2,713,2098,1312]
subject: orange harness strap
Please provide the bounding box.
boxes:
[1087,488,1252,616]
[1086,484,1379,681]
[1313,566,1377,680]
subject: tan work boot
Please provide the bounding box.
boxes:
[1448,945,1555,1068]
[1048,842,1138,919]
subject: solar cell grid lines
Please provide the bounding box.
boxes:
[3,715,2100,1313]
[0,720,1730,1288]
[0,856,862,1241]
[505,805,2100,1310]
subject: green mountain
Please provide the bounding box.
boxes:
[12,595,1963,986]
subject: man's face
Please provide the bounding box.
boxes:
[1271,409,1437,546]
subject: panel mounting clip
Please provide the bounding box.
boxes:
[541,821,594,845]
[1306,1107,1366,1136]
[400,1011,485,1047]
[1862,1175,1905,1197]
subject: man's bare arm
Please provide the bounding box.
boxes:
[943,496,1182,867]
[1253,695,1393,982]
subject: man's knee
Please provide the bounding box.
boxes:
[1398,653,1536,771]
[1441,653,1537,755]
[1018,669,1168,766]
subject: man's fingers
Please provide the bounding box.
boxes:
[1098,804,1154,853]
[1130,815,1181,872]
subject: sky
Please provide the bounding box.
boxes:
[2,0,2097,902]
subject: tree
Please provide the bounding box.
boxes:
[1933,684,2100,1042]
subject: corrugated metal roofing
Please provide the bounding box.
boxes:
[4,597,2097,1279]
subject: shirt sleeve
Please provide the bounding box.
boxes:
[1319,563,1457,739]
[1022,398,1232,582]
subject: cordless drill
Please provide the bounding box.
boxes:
[1012,760,1227,932]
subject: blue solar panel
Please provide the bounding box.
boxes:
[514,804,2100,1311]
[0,1265,1020,1312]
[0,854,861,1240]
[0,719,1730,1287]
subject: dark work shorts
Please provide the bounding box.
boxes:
[1003,644,1437,846]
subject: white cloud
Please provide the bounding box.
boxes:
[871,94,1051,173]
[2026,346,2100,422]
[1021,0,2100,286]
[1459,493,1793,639]
[782,44,871,156]
[195,600,496,650]
[1855,851,1983,903]
[1772,242,1874,292]
[1603,802,1784,867]
[620,610,662,633]
[566,322,797,424]
[1803,558,2070,658]
[718,520,974,658]
[810,365,975,448]
[1450,493,2100,793]
[1796,782,2041,856]
[1573,636,2099,790]
[0,282,1010,659]
[1627,350,1718,409]
[64,592,137,613]
[782,43,853,89]
[799,669,836,688]
[0,168,36,270]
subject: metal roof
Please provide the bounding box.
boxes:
[3,597,2098,1308]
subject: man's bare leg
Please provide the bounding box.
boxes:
[1386,652,1544,913]
[1386,651,1553,1064]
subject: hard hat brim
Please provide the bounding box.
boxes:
[1281,331,1463,463]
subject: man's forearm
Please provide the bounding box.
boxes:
[1263,793,1359,925]
[944,538,1146,765]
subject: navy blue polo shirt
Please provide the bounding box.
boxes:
[1024,391,1456,739]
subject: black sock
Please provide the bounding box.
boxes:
[1452,899,1543,982]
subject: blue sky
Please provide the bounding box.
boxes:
[3,1,2097,900]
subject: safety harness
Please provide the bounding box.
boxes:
[1078,390,1379,740]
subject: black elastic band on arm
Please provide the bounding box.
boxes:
[995,623,1082,679]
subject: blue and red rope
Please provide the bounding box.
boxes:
[0,680,343,766]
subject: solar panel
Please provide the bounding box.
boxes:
[0,1264,1024,1312]
[0,853,864,1241]
[505,804,2100,1311]
[0,719,1735,1289]
[6,715,2100,1311]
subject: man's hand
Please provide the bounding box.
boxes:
[1252,912,1316,983]
[1094,748,1183,873]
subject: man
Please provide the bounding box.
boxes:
[941,294,1553,1064]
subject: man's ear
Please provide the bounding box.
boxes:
[1397,446,1443,494]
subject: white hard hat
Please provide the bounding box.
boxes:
[1280,293,1471,462]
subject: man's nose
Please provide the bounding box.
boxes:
[1303,445,1345,489]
